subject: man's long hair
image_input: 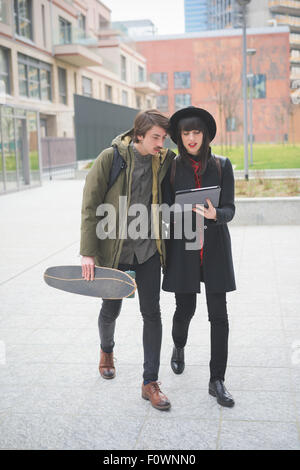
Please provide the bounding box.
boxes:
[176,116,211,175]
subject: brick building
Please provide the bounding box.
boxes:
[136,27,294,145]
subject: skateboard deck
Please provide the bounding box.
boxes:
[44,266,136,299]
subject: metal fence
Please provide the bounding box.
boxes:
[41,137,76,179]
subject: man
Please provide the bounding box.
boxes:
[80,109,175,411]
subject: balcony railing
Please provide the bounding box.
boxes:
[290,33,300,43]
[290,55,300,62]
[269,0,300,15]
[275,14,300,31]
[54,26,98,46]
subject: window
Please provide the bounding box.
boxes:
[248,74,266,99]
[0,0,9,24]
[122,90,128,106]
[18,53,51,100]
[99,14,109,30]
[59,16,72,44]
[78,13,86,32]
[138,66,145,82]
[74,72,77,93]
[226,117,236,132]
[0,46,10,95]
[14,0,32,40]
[174,72,191,89]
[156,95,168,112]
[41,4,46,47]
[175,93,191,110]
[58,67,67,104]
[150,72,168,90]
[82,76,92,97]
[136,96,141,109]
[105,84,112,102]
[121,55,127,82]
[40,68,51,100]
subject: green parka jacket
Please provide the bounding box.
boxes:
[80,130,175,271]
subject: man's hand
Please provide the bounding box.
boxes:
[81,256,95,281]
[192,199,217,220]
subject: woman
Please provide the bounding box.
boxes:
[162,106,236,407]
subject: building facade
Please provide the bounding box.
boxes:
[136,27,293,145]
[0,0,159,193]
[0,0,158,138]
[183,0,300,97]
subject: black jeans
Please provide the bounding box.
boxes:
[98,252,162,383]
[172,289,229,382]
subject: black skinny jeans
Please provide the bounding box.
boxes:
[173,290,229,382]
[98,252,162,383]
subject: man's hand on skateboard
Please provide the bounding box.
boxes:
[81,256,95,281]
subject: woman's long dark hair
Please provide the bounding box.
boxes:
[176,116,211,175]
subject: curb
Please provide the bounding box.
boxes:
[232,197,300,225]
[234,168,300,179]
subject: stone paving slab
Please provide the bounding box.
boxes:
[0,180,300,450]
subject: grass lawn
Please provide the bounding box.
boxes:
[84,143,300,170]
[210,144,300,170]
[235,178,300,197]
[2,152,39,171]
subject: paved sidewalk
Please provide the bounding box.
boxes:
[0,180,300,450]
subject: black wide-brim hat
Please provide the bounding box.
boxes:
[169,106,217,144]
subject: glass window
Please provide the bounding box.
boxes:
[105,84,112,102]
[136,96,141,109]
[78,13,86,32]
[0,0,9,24]
[59,16,72,44]
[28,65,39,99]
[41,4,46,47]
[0,46,10,94]
[174,72,191,89]
[2,111,18,191]
[18,62,27,96]
[122,90,128,106]
[121,55,127,82]
[248,74,266,99]
[27,111,40,184]
[138,66,144,82]
[18,53,52,101]
[14,0,33,40]
[150,72,168,90]
[58,67,67,104]
[82,76,92,97]
[175,93,191,110]
[226,117,236,132]
[40,69,51,101]
[156,95,168,112]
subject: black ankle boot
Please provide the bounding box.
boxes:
[209,379,235,407]
[171,346,185,374]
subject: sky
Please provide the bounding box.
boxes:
[103,0,185,36]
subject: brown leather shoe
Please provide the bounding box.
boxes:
[142,381,171,411]
[99,349,115,379]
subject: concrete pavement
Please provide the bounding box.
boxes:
[0,180,300,450]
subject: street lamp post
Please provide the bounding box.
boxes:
[237,0,251,180]
[247,48,256,166]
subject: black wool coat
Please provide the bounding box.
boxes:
[162,153,236,294]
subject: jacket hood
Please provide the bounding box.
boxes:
[111,129,134,157]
